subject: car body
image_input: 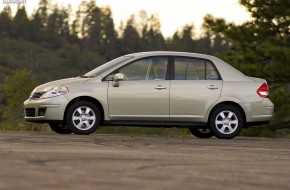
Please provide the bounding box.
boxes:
[24,51,274,139]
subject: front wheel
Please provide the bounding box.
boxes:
[66,101,101,135]
[189,128,214,138]
[209,105,243,139]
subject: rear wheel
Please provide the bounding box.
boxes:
[49,123,72,134]
[209,105,243,139]
[66,101,100,135]
[189,128,214,138]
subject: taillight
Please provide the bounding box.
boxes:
[257,83,269,98]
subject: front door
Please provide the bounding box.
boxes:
[108,56,170,121]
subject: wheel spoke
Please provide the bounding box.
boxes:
[73,116,81,121]
[88,116,96,121]
[85,107,91,114]
[77,108,83,115]
[76,122,83,129]
[83,121,91,129]
[219,112,226,119]
[216,120,223,125]
[228,112,233,119]
[228,125,236,132]
[219,125,227,133]
[231,120,238,124]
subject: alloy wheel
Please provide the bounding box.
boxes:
[215,110,238,134]
[72,106,96,131]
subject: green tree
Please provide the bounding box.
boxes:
[12,5,30,40]
[29,0,50,42]
[0,5,12,37]
[37,0,50,29]
[196,32,212,54]
[200,21,230,55]
[45,5,71,48]
[203,0,290,132]
[86,1,102,48]
[140,11,165,50]
[98,6,119,60]
[29,12,42,42]
[74,0,102,50]
[211,33,229,55]
[74,0,119,58]
[120,15,143,54]
[0,70,40,131]
[169,24,197,52]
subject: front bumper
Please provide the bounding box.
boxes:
[24,95,69,123]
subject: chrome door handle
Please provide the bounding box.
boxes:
[207,85,219,89]
[155,85,167,90]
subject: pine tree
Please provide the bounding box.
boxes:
[203,0,290,130]
[141,13,165,51]
[0,5,12,37]
[120,15,143,54]
[12,5,30,40]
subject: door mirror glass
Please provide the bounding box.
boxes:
[113,73,125,82]
[112,73,125,87]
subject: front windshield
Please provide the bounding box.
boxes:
[84,56,133,77]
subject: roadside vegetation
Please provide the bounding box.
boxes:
[0,0,289,137]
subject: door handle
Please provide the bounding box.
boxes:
[207,85,219,90]
[155,85,167,90]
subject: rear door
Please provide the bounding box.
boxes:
[170,57,223,122]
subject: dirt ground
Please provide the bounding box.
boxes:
[0,131,289,190]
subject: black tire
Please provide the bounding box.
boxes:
[66,101,100,135]
[189,128,214,138]
[209,105,243,139]
[49,123,72,134]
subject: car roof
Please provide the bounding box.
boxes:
[125,51,252,82]
[126,51,215,59]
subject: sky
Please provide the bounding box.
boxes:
[0,0,251,37]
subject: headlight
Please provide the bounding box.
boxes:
[41,87,69,99]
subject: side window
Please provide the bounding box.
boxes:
[174,57,219,80]
[206,61,219,80]
[175,58,205,80]
[119,57,168,81]
[119,59,150,80]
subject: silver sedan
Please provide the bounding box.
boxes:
[24,51,274,139]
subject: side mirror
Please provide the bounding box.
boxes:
[112,73,125,87]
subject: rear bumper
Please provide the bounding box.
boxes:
[241,98,274,124]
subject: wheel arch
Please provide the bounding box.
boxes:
[64,96,105,125]
[207,101,246,127]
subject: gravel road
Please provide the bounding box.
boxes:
[0,131,289,190]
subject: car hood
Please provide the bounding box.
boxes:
[33,77,89,92]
